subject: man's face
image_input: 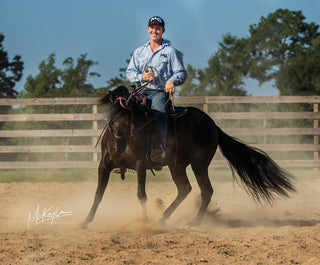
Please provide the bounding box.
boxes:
[147,24,165,42]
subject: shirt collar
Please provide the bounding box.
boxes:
[144,39,168,48]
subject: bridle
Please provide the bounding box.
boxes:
[108,122,128,140]
[94,98,132,147]
[109,98,134,140]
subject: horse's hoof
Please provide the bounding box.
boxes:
[80,222,88,229]
[158,217,167,227]
[187,220,201,227]
[142,217,150,224]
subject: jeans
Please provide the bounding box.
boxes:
[141,89,169,149]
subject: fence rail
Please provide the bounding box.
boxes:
[0,96,319,172]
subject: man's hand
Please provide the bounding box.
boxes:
[165,80,175,94]
[142,70,154,82]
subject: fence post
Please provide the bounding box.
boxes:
[314,103,319,177]
[203,96,208,113]
[92,104,98,163]
[263,119,267,144]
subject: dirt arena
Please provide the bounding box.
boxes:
[1,175,320,264]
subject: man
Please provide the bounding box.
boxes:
[126,16,187,164]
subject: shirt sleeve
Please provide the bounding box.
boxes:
[126,49,143,83]
[168,48,188,86]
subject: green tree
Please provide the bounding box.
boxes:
[0,33,24,98]
[180,9,320,97]
[11,53,101,161]
[199,34,248,96]
[21,53,61,98]
[276,35,320,95]
[248,9,319,86]
[21,53,100,98]
[60,53,100,97]
[178,64,198,96]
[180,34,248,97]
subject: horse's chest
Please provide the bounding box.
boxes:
[109,140,147,165]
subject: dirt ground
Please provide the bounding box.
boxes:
[1,175,320,265]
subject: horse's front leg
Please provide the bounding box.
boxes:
[136,160,149,223]
[81,160,112,228]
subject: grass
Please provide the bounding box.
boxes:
[0,167,230,183]
[0,169,97,183]
[0,167,318,183]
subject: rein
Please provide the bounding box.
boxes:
[95,121,109,148]
[94,97,131,147]
[144,65,175,112]
[116,97,131,110]
[95,65,175,147]
[144,66,165,91]
[114,65,174,138]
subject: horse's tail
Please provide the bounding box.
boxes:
[216,126,296,204]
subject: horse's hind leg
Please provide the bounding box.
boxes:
[189,165,213,226]
[136,160,148,223]
[81,161,111,228]
[159,164,192,225]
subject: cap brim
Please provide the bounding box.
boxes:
[148,22,163,27]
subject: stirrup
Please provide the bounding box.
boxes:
[168,106,187,119]
[112,168,126,180]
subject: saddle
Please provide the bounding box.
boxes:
[134,93,187,119]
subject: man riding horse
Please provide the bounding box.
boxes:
[126,16,187,166]
[81,16,296,229]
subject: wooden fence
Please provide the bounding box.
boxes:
[0,96,319,172]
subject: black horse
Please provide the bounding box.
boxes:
[81,86,296,228]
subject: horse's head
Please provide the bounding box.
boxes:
[100,86,130,105]
[100,86,132,153]
[100,86,151,153]
[100,85,151,112]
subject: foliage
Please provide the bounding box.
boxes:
[178,65,198,96]
[5,53,101,162]
[179,9,320,97]
[3,9,320,99]
[0,33,24,99]
[22,54,61,98]
[248,9,319,84]
[60,54,100,97]
[276,35,320,95]
[179,34,249,97]
[21,53,99,98]
[197,34,248,97]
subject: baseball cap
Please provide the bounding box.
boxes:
[148,16,165,28]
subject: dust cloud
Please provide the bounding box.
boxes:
[1,177,319,232]
[1,178,320,264]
